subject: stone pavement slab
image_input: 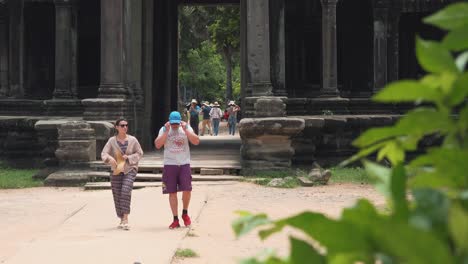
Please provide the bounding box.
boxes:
[0,187,207,264]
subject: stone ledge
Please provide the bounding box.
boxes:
[44,170,92,187]
[239,117,305,137]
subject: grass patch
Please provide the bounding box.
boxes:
[251,170,293,178]
[0,162,42,189]
[328,167,369,184]
[242,170,300,188]
[187,231,198,237]
[175,248,198,258]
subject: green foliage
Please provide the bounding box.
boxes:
[233,3,468,263]
[174,248,198,258]
[0,162,41,189]
[178,6,240,103]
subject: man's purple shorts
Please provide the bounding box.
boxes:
[162,164,192,194]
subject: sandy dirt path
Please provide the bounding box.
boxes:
[0,182,384,264]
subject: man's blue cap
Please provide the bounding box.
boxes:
[169,111,181,124]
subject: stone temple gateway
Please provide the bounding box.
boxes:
[0,0,459,172]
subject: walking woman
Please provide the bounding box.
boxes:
[101,118,143,230]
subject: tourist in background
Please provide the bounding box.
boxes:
[227,101,241,135]
[154,111,200,229]
[101,118,143,230]
[187,99,200,135]
[200,101,212,136]
[209,102,223,136]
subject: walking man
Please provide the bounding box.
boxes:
[154,111,200,229]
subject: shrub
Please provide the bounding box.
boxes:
[232,3,468,263]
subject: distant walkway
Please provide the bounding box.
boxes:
[140,134,242,170]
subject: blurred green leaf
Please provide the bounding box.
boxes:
[449,204,468,255]
[233,211,271,238]
[377,141,405,165]
[416,37,459,74]
[456,51,468,72]
[353,108,451,149]
[259,212,372,254]
[289,237,325,264]
[443,27,468,52]
[409,148,468,189]
[369,217,455,263]
[340,142,386,167]
[373,80,442,103]
[423,2,468,30]
[363,161,392,199]
[390,164,408,220]
[411,189,450,239]
[449,72,468,106]
[353,127,401,148]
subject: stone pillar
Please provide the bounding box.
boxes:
[45,0,82,116]
[83,0,132,121]
[245,0,285,118]
[320,0,339,96]
[373,0,389,92]
[8,0,24,98]
[270,0,287,97]
[240,0,249,101]
[387,7,400,82]
[98,0,126,98]
[247,0,273,97]
[53,0,78,99]
[0,2,8,97]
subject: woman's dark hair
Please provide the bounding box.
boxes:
[115,118,127,126]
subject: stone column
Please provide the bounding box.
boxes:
[270,0,287,96]
[245,0,285,118]
[373,0,389,92]
[53,0,77,99]
[44,0,82,116]
[320,0,339,96]
[387,7,400,82]
[83,0,131,121]
[98,0,126,98]
[8,0,24,98]
[0,2,8,97]
[247,0,273,97]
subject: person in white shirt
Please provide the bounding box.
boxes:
[209,101,223,136]
[154,111,200,229]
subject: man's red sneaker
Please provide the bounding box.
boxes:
[169,220,180,229]
[182,214,191,227]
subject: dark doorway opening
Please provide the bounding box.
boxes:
[337,0,373,97]
[398,12,445,80]
[77,0,101,99]
[285,0,321,97]
[24,3,55,99]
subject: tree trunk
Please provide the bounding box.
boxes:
[224,47,233,101]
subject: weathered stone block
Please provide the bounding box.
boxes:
[55,121,96,165]
[200,168,224,175]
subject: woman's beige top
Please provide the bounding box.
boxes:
[101,135,144,175]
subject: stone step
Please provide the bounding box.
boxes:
[88,171,244,182]
[84,181,239,191]
[89,162,241,175]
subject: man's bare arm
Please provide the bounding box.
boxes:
[155,122,170,149]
